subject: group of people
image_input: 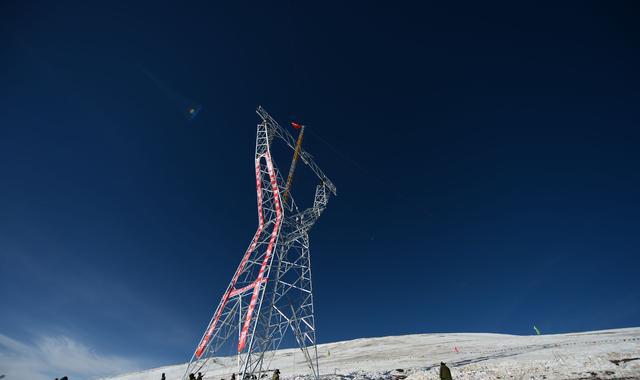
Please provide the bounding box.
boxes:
[47,363,447,380]
[158,372,204,380]
[170,368,280,380]
[156,365,450,380]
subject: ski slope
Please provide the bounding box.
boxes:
[101,327,640,380]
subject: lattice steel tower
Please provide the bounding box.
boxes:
[183,106,336,380]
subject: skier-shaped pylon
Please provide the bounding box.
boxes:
[182,106,336,380]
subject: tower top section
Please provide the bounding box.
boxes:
[256,105,337,196]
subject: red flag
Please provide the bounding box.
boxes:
[291,121,302,130]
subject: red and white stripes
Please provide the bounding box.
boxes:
[238,152,282,352]
[194,150,282,358]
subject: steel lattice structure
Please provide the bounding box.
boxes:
[182,106,336,380]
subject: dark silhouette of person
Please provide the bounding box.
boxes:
[190,373,197,380]
[61,377,69,380]
[161,373,166,380]
[439,362,452,380]
[197,372,204,380]
[272,369,280,380]
[231,374,236,380]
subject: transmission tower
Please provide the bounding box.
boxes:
[182,106,336,380]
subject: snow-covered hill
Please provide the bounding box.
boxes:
[101,328,640,380]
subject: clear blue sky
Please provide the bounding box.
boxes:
[1,1,639,377]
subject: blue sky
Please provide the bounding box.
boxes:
[1,1,640,378]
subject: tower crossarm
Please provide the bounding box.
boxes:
[282,183,329,244]
[256,106,337,196]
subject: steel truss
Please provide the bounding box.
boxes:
[182,106,336,380]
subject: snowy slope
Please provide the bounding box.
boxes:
[101,328,640,380]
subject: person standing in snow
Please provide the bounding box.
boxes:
[161,373,166,380]
[189,373,196,380]
[231,373,236,380]
[272,369,280,380]
[197,372,204,380]
[439,362,452,380]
